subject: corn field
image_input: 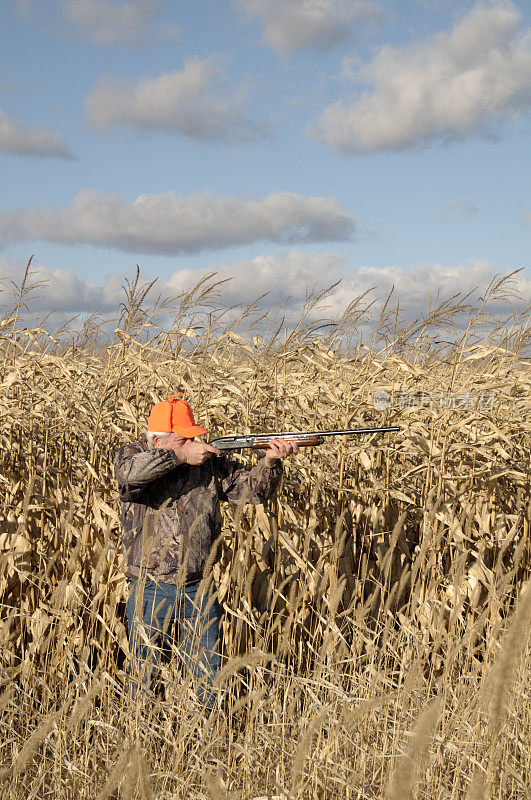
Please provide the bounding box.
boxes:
[0,267,529,799]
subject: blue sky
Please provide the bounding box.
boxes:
[1,0,530,322]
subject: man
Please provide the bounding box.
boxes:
[115,394,298,707]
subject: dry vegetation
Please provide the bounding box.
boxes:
[0,264,529,800]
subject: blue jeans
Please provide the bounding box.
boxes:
[125,577,223,709]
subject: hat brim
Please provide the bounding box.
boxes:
[171,424,208,437]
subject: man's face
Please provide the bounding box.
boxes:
[153,433,195,450]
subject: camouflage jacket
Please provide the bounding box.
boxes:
[114,438,282,585]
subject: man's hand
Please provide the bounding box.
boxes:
[153,433,221,465]
[177,439,222,465]
[264,438,299,467]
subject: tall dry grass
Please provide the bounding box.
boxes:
[0,263,529,799]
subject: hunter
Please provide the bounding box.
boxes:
[115,394,298,707]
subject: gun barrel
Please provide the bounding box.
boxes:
[318,426,400,437]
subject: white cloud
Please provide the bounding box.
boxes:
[438,196,479,219]
[322,259,531,318]
[16,0,180,45]
[0,251,342,317]
[60,0,180,45]
[0,189,355,255]
[85,57,267,142]
[0,256,124,337]
[239,0,381,55]
[0,107,75,159]
[174,256,530,322]
[166,250,345,306]
[1,255,528,335]
[312,1,531,154]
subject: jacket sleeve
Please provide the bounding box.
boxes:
[114,443,179,502]
[215,456,282,504]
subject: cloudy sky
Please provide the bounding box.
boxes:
[1,0,530,323]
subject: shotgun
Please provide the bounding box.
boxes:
[210,426,400,451]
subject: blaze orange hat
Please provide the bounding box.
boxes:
[147,394,207,437]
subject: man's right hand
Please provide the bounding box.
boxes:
[173,439,222,466]
[153,432,221,465]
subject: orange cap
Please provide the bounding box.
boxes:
[147,394,207,437]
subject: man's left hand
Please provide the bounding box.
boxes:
[264,438,299,467]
